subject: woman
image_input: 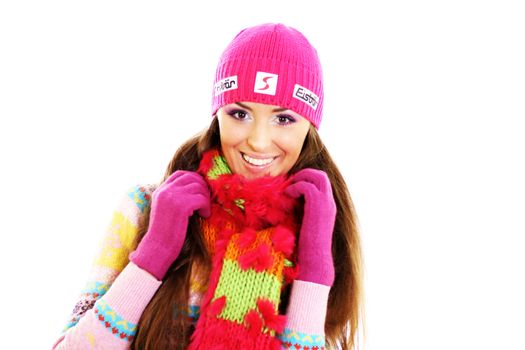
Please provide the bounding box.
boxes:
[53,23,364,350]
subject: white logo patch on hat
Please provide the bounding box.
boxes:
[215,75,238,96]
[254,72,278,95]
[293,84,319,110]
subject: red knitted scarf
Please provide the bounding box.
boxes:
[187,149,300,349]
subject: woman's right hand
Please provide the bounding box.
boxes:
[129,171,211,280]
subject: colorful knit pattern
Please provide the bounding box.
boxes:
[62,281,111,331]
[94,299,137,341]
[127,185,152,213]
[278,329,326,349]
[188,149,300,349]
[61,185,155,334]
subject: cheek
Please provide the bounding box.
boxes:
[218,117,240,147]
[219,124,246,170]
[279,133,306,164]
[220,133,234,148]
[220,128,245,151]
[220,135,237,166]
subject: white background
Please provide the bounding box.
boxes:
[1,1,524,349]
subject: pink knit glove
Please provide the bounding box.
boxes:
[285,169,336,286]
[129,171,211,280]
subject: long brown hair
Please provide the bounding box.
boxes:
[130,117,364,350]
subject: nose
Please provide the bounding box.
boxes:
[247,120,272,151]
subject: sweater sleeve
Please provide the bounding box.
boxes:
[278,279,331,350]
[52,184,161,349]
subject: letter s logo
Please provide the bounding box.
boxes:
[254,72,278,95]
[258,76,274,90]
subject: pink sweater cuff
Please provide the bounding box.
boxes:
[285,279,330,335]
[102,261,162,323]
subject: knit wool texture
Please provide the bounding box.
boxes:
[187,149,300,349]
[211,23,324,129]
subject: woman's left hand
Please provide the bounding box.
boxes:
[285,168,336,286]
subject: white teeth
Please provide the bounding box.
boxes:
[242,153,274,166]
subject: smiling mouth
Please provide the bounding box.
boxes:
[241,153,276,167]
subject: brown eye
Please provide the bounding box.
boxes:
[228,109,249,120]
[276,114,296,125]
[235,111,247,119]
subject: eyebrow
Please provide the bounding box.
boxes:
[235,102,289,113]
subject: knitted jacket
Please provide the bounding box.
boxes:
[52,184,331,350]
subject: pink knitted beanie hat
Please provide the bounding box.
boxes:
[211,23,324,129]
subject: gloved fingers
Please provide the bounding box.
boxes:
[170,171,206,188]
[152,182,210,215]
[153,172,184,199]
[284,180,318,203]
[161,170,188,187]
[155,171,208,198]
[194,193,212,218]
[287,168,332,194]
[177,181,211,196]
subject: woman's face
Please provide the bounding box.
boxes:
[216,101,311,180]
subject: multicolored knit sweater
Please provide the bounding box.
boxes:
[52,153,331,350]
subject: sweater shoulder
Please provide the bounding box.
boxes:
[124,184,158,214]
[88,183,159,274]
